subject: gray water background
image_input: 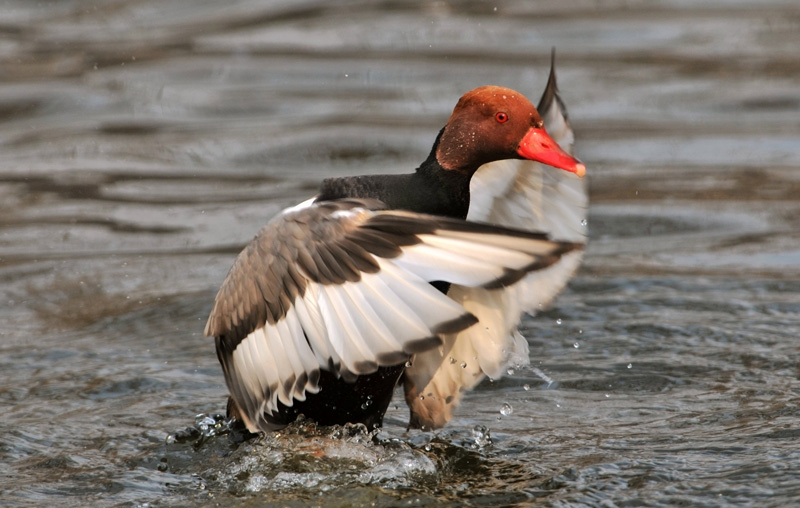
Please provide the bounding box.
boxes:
[1,1,799,506]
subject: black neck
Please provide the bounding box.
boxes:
[316,128,474,219]
[411,152,472,219]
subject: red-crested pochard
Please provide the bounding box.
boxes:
[206,58,587,434]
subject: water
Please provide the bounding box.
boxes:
[1,0,799,506]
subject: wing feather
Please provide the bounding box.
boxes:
[318,284,376,374]
[337,281,405,357]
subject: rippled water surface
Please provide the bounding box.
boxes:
[2,1,799,506]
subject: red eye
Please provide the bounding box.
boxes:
[495,111,508,123]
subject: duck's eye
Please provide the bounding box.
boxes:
[495,111,508,123]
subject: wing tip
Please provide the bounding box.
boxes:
[430,312,479,335]
[377,350,411,365]
[353,359,379,374]
[537,47,571,125]
[403,336,444,355]
[480,241,585,289]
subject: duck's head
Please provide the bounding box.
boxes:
[435,85,585,177]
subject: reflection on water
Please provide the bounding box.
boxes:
[1,1,799,506]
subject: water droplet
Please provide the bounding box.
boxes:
[556,403,561,408]
[627,363,633,369]
[507,367,515,376]
[604,393,610,398]
[472,424,492,447]
[500,403,513,416]
[573,342,580,349]
[424,443,432,451]
[556,318,562,325]
[578,329,583,334]
[419,395,425,400]
[523,384,531,391]
[460,362,467,369]
[405,360,413,367]
[581,219,588,227]
[449,357,457,364]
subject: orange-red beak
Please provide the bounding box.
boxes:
[517,127,586,178]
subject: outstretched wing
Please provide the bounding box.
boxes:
[206,198,580,433]
[404,53,588,429]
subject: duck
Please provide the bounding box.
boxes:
[205,57,587,434]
